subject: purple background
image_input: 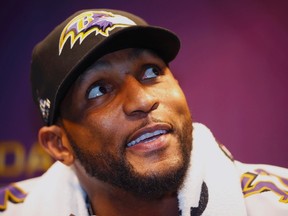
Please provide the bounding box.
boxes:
[0,0,287,185]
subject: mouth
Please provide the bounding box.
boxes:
[126,123,171,148]
[127,129,168,147]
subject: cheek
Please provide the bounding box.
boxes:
[84,103,123,134]
[159,81,191,118]
[80,107,125,149]
[63,117,114,154]
[174,89,191,114]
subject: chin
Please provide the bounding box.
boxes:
[132,152,184,176]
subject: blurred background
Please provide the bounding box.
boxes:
[0,0,287,186]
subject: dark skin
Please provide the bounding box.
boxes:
[76,169,179,216]
[38,48,192,215]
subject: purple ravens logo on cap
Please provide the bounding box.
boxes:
[59,11,136,55]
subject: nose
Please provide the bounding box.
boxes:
[122,76,159,117]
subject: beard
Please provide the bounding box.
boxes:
[66,119,192,200]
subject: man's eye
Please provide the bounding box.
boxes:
[142,66,160,80]
[87,83,112,99]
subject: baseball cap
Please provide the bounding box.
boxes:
[30,9,180,125]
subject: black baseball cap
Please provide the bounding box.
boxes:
[30,9,180,125]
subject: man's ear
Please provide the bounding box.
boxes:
[38,125,74,166]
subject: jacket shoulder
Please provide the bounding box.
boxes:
[235,162,288,215]
[0,177,40,213]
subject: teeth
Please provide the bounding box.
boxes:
[127,129,167,147]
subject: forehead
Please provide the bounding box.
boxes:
[78,48,164,80]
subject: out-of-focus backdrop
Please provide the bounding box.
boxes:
[1,0,287,185]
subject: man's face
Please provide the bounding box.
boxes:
[60,48,193,199]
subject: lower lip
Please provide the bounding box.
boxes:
[127,134,169,153]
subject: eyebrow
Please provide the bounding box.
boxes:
[128,49,161,61]
[76,49,159,85]
[77,60,112,85]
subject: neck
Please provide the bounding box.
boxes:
[87,182,179,216]
[74,162,180,216]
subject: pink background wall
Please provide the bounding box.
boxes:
[0,0,287,185]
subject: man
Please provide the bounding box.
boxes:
[1,8,287,216]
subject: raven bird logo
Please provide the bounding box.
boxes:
[241,169,288,203]
[0,184,27,211]
[59,11,136,55]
